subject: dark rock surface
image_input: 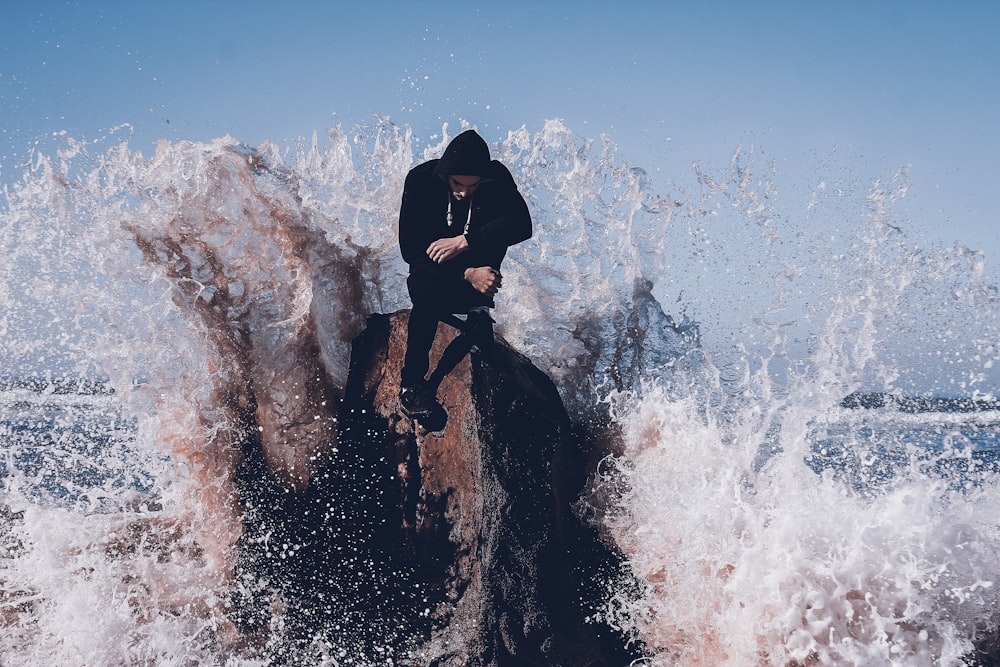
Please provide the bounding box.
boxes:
[233,311,642,666]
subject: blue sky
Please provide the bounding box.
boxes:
[3,0,999,277]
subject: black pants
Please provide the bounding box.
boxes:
[401,302,494,388]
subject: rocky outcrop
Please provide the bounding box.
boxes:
[233,311,641,666]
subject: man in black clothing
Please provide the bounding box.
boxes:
[397,129,532,427]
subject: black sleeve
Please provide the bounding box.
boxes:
[398,168,441,273]
[398,167,471,284]
[463,162,532,257]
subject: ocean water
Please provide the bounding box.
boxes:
[2,120,1000,665]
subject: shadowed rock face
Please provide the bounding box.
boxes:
[233,311,642,666]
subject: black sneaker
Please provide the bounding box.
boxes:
[399,382,448,432]
[399,382,438,415]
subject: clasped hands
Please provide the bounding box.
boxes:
[426,236,501,297]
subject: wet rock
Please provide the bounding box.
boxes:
[234,311,641,666]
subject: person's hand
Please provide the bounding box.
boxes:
[426,235,469,263]
[465,266,502,297]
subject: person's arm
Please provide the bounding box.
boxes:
[461,163,532,257]
[399,168,449,276]
[400,178,475,287]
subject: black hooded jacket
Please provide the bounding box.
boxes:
[398,130,532,309]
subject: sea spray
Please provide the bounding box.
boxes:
[1,119,999,664]
[597,382,1000,666]
[590,160,1000,665]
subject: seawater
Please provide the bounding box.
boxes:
[1,120,999,665]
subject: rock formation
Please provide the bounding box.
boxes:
[233,311,642,666]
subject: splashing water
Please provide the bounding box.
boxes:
[588,149,1000,665]
[1,119,999,664]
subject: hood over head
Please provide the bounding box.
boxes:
[435,130,492,180]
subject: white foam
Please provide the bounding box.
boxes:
[2,119,999,663]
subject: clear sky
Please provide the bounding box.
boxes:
[3,0,998,277]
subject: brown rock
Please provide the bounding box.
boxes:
[233,311,641,665]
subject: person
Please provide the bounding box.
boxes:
[397,129,532,427]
